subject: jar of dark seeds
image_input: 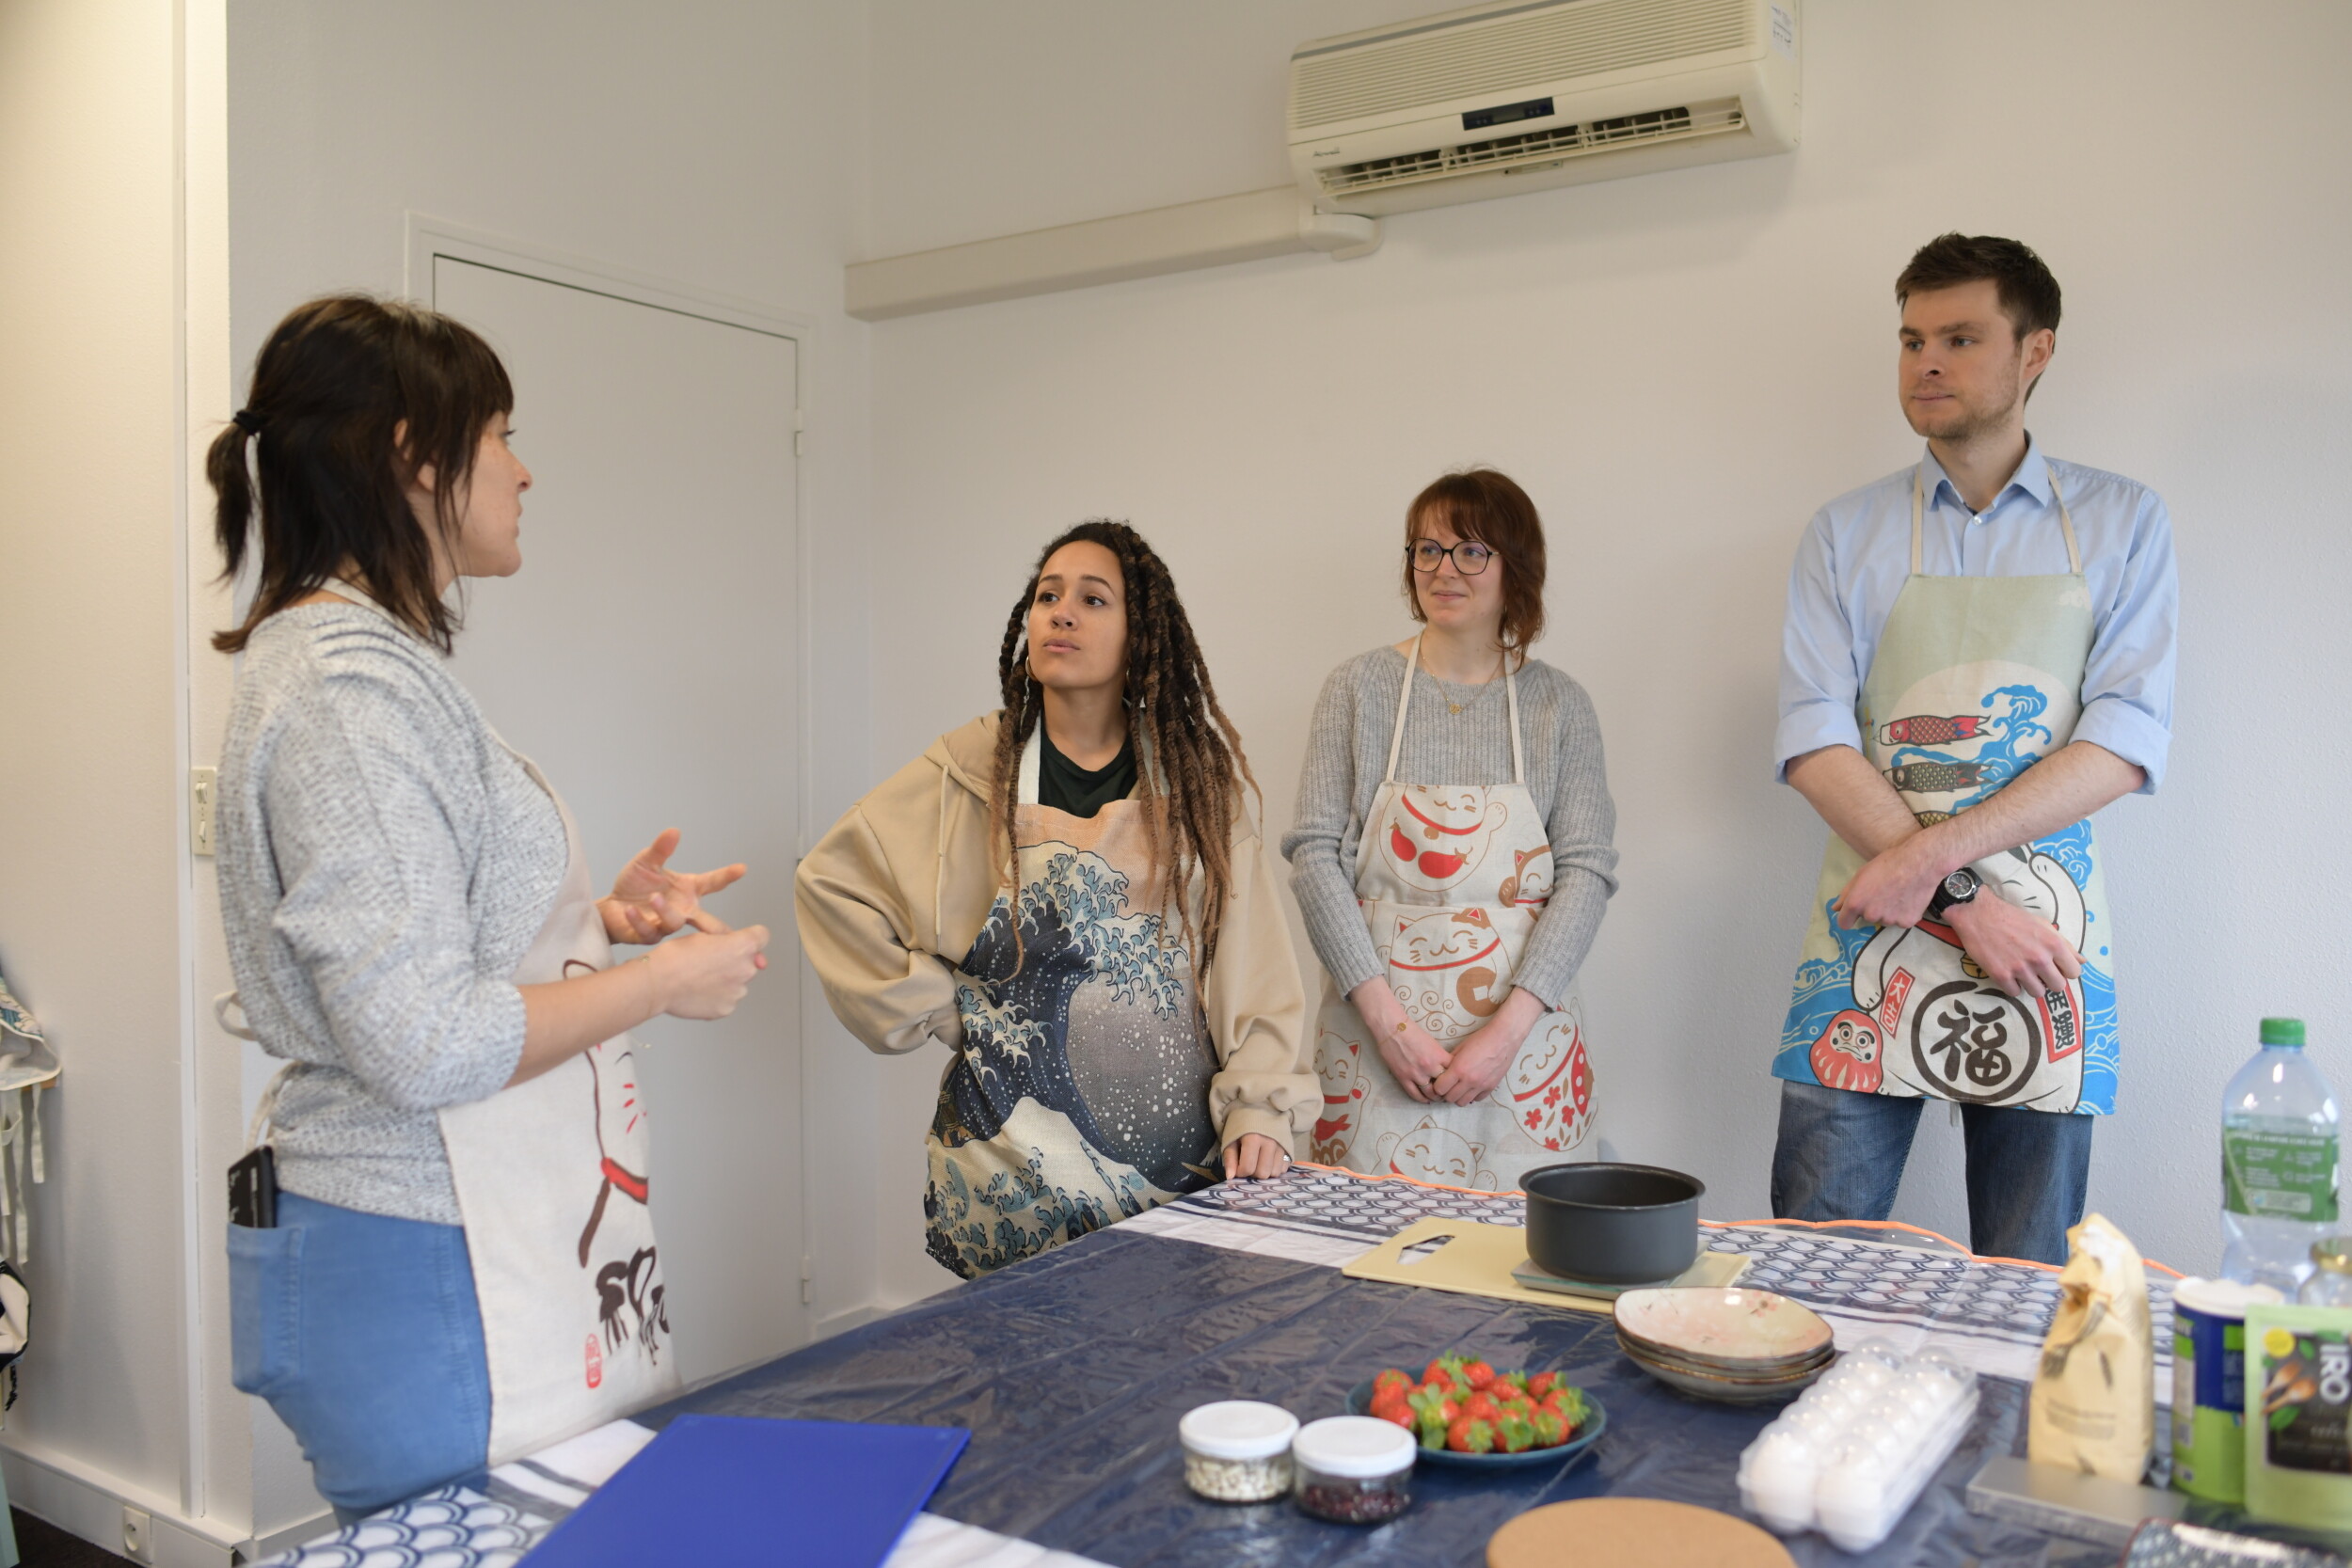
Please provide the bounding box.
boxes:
[1293,1416,1415,1524]
[1179,1401,1299,1503]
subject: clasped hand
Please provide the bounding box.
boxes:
[1835,838,2080,999]
[1351,978,1539,1107]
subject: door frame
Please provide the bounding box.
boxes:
[404,213,819,1343]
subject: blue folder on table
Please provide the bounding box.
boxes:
[525,1414,970,1568]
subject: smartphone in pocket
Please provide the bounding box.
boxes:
[228,1146,278,1228]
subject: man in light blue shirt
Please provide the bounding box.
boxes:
[1769,234,2178,1264]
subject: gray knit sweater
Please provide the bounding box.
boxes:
[216,603,568,1225]
[1282,646,1618,1007]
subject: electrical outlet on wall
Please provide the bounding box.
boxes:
[190,765,218,856]
[121,1504,152,1560]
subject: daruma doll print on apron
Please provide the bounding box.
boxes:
[1312,637,1596,1191]
[1775,466,2120,1117]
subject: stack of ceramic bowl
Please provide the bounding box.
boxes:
[1613,1287,1836,1403]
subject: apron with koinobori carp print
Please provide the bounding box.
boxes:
[924,732,1225,1279]
[1311,636,1597,1191]
[1775,464,2120,1116]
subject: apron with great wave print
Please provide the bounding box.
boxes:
[924,734,1223,1277]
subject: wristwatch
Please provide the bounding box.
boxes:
[1925,867,1981,919]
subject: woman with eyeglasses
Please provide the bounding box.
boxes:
[1283,469,1618,1192]
[796,520,1313,1278]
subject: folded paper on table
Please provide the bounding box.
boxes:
[1345,1217,1747,1312]
[523,1413,970,1568]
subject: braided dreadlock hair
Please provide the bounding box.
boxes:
[989,520,1258,981]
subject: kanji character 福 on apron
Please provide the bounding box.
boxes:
[1775,466,2118,1116]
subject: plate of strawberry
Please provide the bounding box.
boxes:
[1348,1354,1606,1467]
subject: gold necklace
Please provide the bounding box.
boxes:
[1427,650,1507,715]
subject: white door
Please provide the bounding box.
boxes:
[433,255,805,1384]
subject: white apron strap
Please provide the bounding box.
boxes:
[1911,467,1926,577]
[2047,464,2082,574]
[213,990,259,1041]
[1383,637,1422,784]
[246,1063,293,1150]
[1016,726,1043,806]
[1914,461,2084,576]
[1504,657,1525,786]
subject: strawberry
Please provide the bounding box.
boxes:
[1526,1371,1558,1400]
[1373,1369,1412,1396]
[1493,1412,1536,1453]
[1462,1358,1498,1391]
[1462,1393,1501,1424]
[1494,1370,1530,1397]
[1531,1408,1569,1448]
[1416,1412,1449,1450]
[1446,1416,1497,1454]
[1376,1402,1416,1433]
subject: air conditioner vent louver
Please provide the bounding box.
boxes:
[1291,0,1749,129]
[1317,99,1743,198]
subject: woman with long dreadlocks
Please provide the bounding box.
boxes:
[796,521,1312,1278]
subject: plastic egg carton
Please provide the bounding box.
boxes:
[1736,1341,1980,1553]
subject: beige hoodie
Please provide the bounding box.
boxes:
[794,713,1315,1154]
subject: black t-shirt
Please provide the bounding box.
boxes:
[1038,728,1137,819]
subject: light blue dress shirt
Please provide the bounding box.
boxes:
[1774,434,2178,792]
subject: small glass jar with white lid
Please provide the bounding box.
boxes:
[1178,1401,1298,1503]
[1291,1415,1415,1524]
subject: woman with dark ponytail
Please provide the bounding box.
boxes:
[797,521,1311,1278]
[212,295,771,1516]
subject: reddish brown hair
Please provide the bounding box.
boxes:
[1402,468,1548,657]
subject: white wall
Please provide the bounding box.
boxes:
[224,0,880,1525]
[862,0,2352,1293]
[0,0,186,1500]
[0,5,245,1561]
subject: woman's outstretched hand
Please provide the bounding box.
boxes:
[602,829,747,945]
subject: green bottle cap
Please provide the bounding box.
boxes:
[2262,1017,2308,1048]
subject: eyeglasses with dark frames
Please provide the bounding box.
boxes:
[1407,539,1497,576]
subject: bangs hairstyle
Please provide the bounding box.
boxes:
[1402,468,1548,658]
[208,293,515,654]
[991,520,1258,981]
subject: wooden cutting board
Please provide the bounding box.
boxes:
[1342,1218,1747,1313]
[1487,1498,1797,1568]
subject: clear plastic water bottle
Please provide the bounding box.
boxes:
[2221,1018,2342,1293]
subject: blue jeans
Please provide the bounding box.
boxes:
[1769,1079,2094,1265]
[229,1191,491,1518]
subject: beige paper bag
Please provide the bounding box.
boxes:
[2029,1212,2156,1480]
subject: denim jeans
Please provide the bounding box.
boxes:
[1769,1079,2094,1265]
[229,1191,492,1518]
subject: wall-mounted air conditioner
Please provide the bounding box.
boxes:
[1290,0,1800,217]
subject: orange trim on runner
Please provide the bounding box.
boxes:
[1286,1162,2184,1276]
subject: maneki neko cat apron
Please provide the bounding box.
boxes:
[1311,637,1597,1191]
[434,750,679,1463]
[1774,465,2119,1117]
[233,748,675,1466]
[924,733,1223,1278]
